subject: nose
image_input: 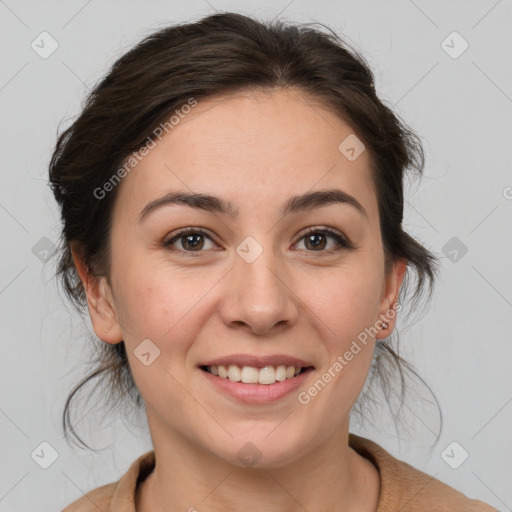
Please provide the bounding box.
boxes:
[219,243,300,336]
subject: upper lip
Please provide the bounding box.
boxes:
[199,354,314,368]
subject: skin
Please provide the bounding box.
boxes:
[72,87,407,512]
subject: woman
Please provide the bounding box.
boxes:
[50,12,498,511]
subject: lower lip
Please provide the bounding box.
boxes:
[199,367,314,404]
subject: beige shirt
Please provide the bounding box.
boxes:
[62,433,498,511]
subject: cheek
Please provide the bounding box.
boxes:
[296,264,382,404]
[303,263,383,344]
[112,272,209,408]
[113,263,214,353]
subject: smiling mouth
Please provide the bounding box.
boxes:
[200,364,313,385]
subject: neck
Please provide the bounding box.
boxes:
[136,415,380,512]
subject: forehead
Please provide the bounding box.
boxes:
[114,87,377,220]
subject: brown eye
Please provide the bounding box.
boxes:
[295,228,352,252]
[163,229,216,253]
[180,233,205,251]
[304,232,328,250]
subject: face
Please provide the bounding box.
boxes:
[75,88,405,468]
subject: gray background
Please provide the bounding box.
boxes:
[0,0,511,510]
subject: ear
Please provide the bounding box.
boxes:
[375,258,407,340]
[70,242,123,344]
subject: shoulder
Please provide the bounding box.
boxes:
[348,433,499,512]
[61,482,117,512]
[60,450,156,512]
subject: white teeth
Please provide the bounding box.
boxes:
[258,366,275,385]
[205,364,307,385]
[241,366,259,384]
[275,365,287,381]
[227,364,241,382]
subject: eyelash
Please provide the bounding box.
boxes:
[162,226,353,256]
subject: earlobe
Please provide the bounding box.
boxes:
[70,243,123,344]
[376,258,408,339]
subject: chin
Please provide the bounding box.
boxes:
[211,429,308,469]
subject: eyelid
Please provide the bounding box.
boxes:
[294,226,353,250]
[163,227,218,249]
[163,225,353,254]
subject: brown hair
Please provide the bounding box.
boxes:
[49,12,441,449]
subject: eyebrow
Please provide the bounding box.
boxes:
[137,188,367,223]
